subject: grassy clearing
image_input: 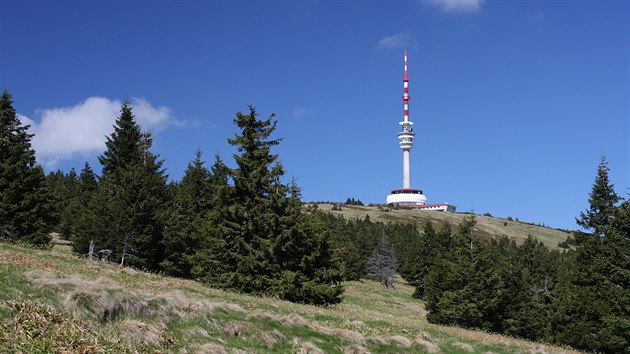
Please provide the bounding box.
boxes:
[315,204,571,249]
[0,242,578,353]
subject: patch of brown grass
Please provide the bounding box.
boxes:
[117,319,174,347]
[342,344,371,354]
[0,300,104,353]
[260,328,286,347]
[413,337,440,353]
[292,338,324,354]
[281,313,309,327]
[196,342,228,354]
[453,341,474,352]
[332,328,366,346]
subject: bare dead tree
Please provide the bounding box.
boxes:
[87,239,95,261]
[366,230,399,289]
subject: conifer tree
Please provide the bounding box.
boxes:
[0,90,55,244]
[161,150,214,277]
[577,154,619,234]
[73,104,167,269]
[194,106,342,304]
[550,157,627,352]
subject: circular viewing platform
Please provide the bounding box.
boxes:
[386,188,427,205]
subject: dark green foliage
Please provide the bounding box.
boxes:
[415,157,629,353]
[98,102,143,178]
[425,216,506,331]
[344,198,364,206]
[549,155,629,352]
[192,106,343,305]
[46,168,79,239]
[0,90,56,245]
[161,150,217,277]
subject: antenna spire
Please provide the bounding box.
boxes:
[403,50,410,123]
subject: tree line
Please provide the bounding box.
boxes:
[400,156,629,353]
[0,90,342,305]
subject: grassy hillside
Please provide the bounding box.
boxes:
[0,239,577,353]
[312,204,572,250]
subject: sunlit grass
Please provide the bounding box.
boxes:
[0,242,579,353]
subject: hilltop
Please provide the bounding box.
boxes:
[310,204,572,250]
[0,239,577,353]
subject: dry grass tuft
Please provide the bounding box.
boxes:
[195,343,228,354]
[453,341,474,352]
[382,335,412,348]
[26,270,183,324]
[117,319,174,347]
[292,338,324,354]
[281,313,309,327]
[248,310,278,321]
[415,331,432,340]
[413,337,440,353]
[223,321,248,337]
[260,328,286,347]
[528,346,549,354]
[187,326,210,338]
[0,300,103,353]
[342,344,371,354]
[332,328,366,346]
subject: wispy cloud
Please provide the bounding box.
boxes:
[292,107,314,120]
[377,32,418,50]
[20,97,182,166]
[425,0,484,13]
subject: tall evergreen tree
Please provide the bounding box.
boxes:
[0,90,55,244]
[73,104,167,269]
[577,154,619,234]
[194,106,342,304]
[550,157,627,352]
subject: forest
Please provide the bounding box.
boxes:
[1,89,628,352]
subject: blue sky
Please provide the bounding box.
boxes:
[1,0,628,230]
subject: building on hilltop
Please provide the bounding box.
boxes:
[385,51,456,213]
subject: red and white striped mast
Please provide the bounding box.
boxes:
[398,50,415,189]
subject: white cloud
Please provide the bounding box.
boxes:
[425,0,484,13]
[377,32,418,50]
[21,97,180,166]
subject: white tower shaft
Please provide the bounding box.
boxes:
[403,150,411,188]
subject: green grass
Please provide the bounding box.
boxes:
[314,204,572,249]
[0,241,579,353]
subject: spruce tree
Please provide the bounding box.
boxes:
[161,150,214,277]
[73,104,167,269]
[0,90,55,244]
[195,106,342,304]
[577,154,619,234]
[550,157,627,352]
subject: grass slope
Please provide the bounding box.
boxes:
[0,240,577,353]
[313,204,571,250]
